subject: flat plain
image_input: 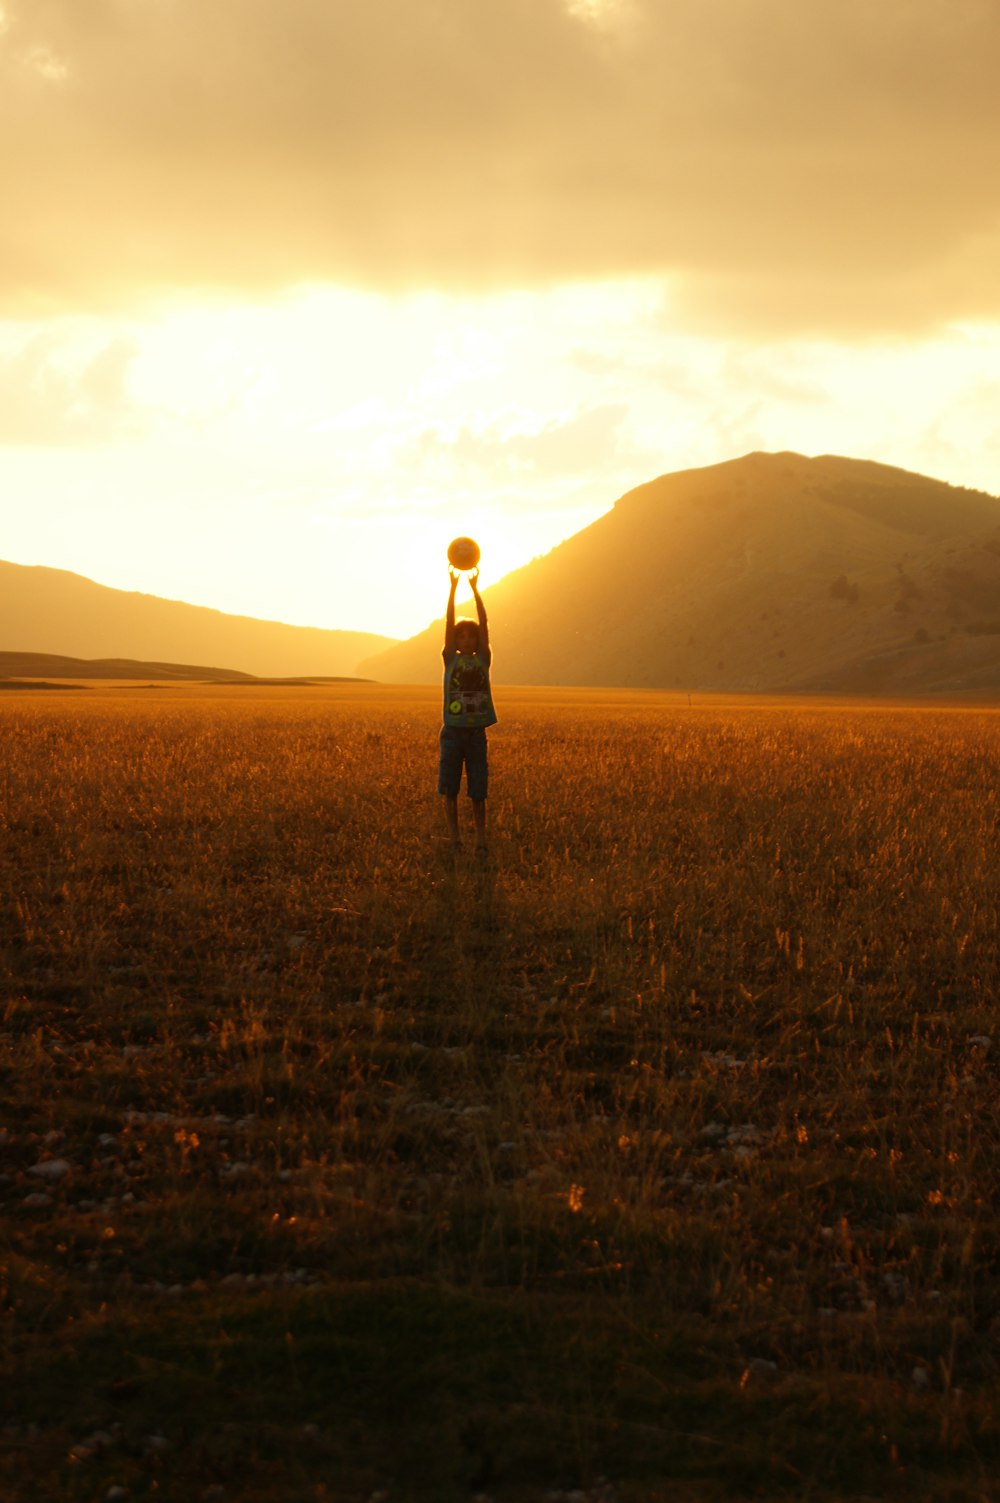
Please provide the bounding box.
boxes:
[2,683,999,1502]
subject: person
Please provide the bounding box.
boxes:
[438,565,497,853]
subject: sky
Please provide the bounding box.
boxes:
[2,0,999,641]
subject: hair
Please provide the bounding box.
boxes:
[454,617,480,648]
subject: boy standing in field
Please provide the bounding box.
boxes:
[439,566,497,854]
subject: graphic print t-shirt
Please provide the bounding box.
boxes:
[442,649,498,729]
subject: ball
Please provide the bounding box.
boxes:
[447,536,481,571]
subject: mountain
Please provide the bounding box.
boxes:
[0,562,395,680]
[361,452,1000,694]
[0,651,258,682]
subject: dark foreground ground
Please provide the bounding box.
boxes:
[2,684,1000,1502]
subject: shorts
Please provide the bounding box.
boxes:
[438,725,489,800]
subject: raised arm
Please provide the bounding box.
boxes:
[469,568,490,660]
[444,567,459,653]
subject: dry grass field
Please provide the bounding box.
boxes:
[2,683,1000,1502]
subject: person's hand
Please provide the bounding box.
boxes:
[468,567,480,589]
[448,565,460,584]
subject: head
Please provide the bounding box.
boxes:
[454,618,480,655]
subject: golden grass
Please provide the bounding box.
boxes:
[1,683,1000,1501]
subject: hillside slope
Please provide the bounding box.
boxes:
[0,651,256,682]
[0,562,395,679]
[362,452,1000,693]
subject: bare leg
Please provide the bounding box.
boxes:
[444,794,460,848]
[472,798,487,853]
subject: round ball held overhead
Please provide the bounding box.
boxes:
[447,536,481,571]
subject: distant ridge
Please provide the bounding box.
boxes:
[362,452,1000,694]
[0,651,375,685]
[0,651,256,682]
[0,561,396,680]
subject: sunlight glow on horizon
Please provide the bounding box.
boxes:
[2,279,1000,641]
[1,0,999,671]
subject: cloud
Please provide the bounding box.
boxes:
[398,403,630,481]
[2,0,999,332]
[0,328,142,444]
